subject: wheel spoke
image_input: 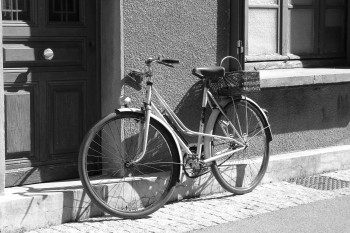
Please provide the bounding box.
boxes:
[210,98,269,194]
[79,112,179,218]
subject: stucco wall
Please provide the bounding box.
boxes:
[122,0,350,157]
[123,0,230,138]
[251,84,350,155]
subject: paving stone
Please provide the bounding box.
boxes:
[25,170,350,233]
[322,170,350,182]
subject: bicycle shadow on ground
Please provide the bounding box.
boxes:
[8,182,105,222]
[172,172,229,203]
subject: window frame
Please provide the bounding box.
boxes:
[239,0,349,70]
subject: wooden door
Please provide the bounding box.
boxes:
[2,0,100,186]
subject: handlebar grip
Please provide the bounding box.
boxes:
[161,59,180,64]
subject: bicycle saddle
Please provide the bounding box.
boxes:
[192,66,225,82]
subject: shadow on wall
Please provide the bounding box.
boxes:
[122,73,207,144]
[249,84,350,134]
[169,0,231,144]
[173,81,205,143]
[249,84,350,154]
[170,78,350,154]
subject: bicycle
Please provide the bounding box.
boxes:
[78,56,272,219]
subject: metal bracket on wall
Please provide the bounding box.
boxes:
[237,40,244,54]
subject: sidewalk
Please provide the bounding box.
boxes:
[1,146,350,233]
[25,169,350,233]
[190,193,350,233]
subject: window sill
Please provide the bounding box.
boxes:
[260,67,350,89]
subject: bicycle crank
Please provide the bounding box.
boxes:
[183,154,208,178]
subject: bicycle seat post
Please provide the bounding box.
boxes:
[145,58,155,82]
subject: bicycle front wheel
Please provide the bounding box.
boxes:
[78,111,180,219]
[208,97,270,194]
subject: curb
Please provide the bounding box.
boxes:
[264,145,350,183]
[1,145,350,233]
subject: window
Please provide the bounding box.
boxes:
[245,0,348,70]
[49,0,80,23]
[2,0,30,21]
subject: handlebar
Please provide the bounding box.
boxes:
[127,57,179,86]
[161,59,180,64]
[145,57,180,68]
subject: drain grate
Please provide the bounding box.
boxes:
[291,175,350,191]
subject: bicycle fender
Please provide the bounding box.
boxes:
[115,108,183,180]
[205,97,272,145]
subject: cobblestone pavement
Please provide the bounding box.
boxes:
[27,170,350,233]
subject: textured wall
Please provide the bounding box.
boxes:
[250,84,350,155]
[123,0,230,140]
[122,0,350,156]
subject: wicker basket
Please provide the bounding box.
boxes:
[212,56,260,96]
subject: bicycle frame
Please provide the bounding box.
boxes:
[135,80,246,165]
[80,57,272,219]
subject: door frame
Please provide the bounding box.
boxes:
[100,0,124,116]
[0,0,5,195]
[230,0,246,70]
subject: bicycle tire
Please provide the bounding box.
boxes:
[78,111,180,219]
[207,97,270,194]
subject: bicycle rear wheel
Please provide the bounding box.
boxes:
[78,111,180,219]
[208,97,270,194]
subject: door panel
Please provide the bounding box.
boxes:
[5,90,32,154]
[4,82,39,164]
[2,0,99,187]
[48,81,86,157]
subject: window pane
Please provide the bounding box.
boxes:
[2,0,30,21]
[49,0,80,23]
[289,0,313,5]
[288,9,314,54]
[248,9,278,55]
[249,0,277,5]
[324,9,345,54]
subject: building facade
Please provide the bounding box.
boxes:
[0,0,350,195]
